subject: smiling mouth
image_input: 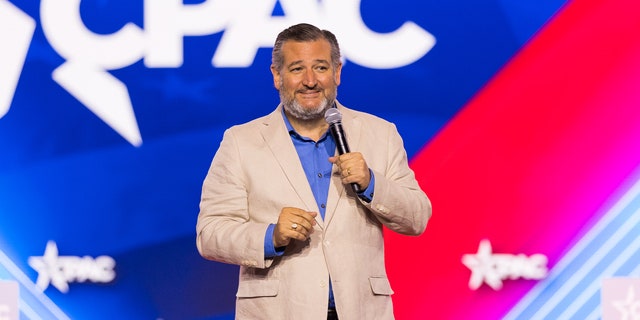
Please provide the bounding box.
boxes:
[298,89,322,94]
[297,90,322,99]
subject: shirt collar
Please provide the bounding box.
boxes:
[281,107,332,142]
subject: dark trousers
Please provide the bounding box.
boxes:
[327,307,338,320]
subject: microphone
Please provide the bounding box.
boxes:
[324,107,362,193]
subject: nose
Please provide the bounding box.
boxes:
[302,69,317,88]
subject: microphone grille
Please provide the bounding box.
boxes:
[324,108,342,124]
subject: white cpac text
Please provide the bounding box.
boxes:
[1,0,435,146]
[42,0,435,69]
[28,241,116,293]
[462,239,548,290]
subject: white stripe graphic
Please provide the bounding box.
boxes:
[504,176,640,319]
[583,263,640,320]
[0,249,70,320]
[533,207,640,319]
[555,225,640,319]
[19,299,43,320]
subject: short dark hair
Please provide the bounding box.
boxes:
[271,23,341,72]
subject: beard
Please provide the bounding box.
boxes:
[280,86,337,121]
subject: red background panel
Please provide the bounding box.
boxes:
[386,0,640,318]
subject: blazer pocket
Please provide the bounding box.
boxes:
[369,276,394,296]
[236,279,279,298]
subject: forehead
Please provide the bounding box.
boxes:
[281,39,332,64]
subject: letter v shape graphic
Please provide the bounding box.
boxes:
[0,1,35,118]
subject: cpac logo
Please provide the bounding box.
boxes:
[603,278,640,320]
[0,279,18,320]
[612,286,640,319]
[462,239,548,290]
[0,0,435,146]
[28,241,116,293]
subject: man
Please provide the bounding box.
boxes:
[196,23,431,320]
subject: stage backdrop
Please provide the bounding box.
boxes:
[1,0,639,319]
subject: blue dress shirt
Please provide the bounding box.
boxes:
[263,109,376,308]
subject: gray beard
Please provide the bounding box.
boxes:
[280,94,335,121]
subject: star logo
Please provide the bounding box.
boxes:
[462,239,503,290]
[613,285,640,320]
[1,1,142,146]
[2,1,436,148]
[27,241,70,293]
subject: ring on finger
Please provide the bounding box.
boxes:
[291,223,298,230]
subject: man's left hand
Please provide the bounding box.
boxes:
[329,152,370,190]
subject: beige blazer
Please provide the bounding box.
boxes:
[196,102,431,320]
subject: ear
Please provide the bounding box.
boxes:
[270,65,281,89]
[334,62,343,86]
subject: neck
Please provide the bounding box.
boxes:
[285,112,329,142]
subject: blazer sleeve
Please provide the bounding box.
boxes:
[195,127,272,269]
[361,121,432,236]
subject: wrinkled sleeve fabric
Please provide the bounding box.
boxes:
[196,127,273,269]
[359,120,431,236]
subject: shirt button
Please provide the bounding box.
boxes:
[321,203,326,208]
[317,173,322,178]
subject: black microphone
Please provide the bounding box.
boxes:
[324,107,362,193]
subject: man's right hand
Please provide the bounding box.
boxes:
[273,207,317,248]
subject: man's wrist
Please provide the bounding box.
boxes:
[264,224,285,258]
[357,170,375,203]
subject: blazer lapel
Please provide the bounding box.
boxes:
[260,106,324,228]
[324,104,363,228]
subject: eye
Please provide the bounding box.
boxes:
[290,67,303,73]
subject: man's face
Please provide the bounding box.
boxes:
[271,39,342,121]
